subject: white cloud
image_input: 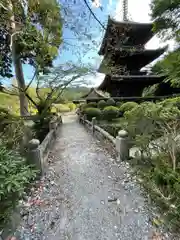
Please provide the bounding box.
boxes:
[93,72,105,87]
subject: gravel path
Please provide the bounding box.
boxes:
[15,114,171,240]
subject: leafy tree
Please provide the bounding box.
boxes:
[151,0,180,41]
[151,48,180,87]
[18,63,94,116]
[0,0,62,115]
[151,1,180,87]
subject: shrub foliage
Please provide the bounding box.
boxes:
[103,106,119,121]
[106,98,115,106]
[119,102,138,113]
[97,100,107,109]
[0,144,37,228]
[84,107,101,120]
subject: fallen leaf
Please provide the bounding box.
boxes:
[152,218,162,227]
[151,231,163,240]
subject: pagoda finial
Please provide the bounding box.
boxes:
[123,0,128,21]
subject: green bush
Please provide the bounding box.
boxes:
[79,103,86,111]
[97,100,107,109]
[0,144,37,228]
[119,102,138,113]
[106,98,115,106]
[103,106,119,121]
[80,102,97,114]
[0,109,29,150]
[121,100,180,230]
[67,102,76,111]
[160,97,180,109]
[84,107,101,120]
[87,102,97,108]
[79,103,89,114]
[123,101,180,144]
[100,124,121,137]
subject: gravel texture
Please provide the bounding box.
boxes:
[14,114,174,240]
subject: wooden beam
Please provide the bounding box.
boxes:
[74,94,180,103]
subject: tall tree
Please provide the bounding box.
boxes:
[151,0,180,41]
[0,0,62,115]
[151,48,180,87]
[150,0,180,88]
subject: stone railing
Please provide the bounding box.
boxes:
[79,115,130,162]
[26,115,63,174]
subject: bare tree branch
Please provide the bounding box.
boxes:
[83,0,106,30]
[25,69,38,92]
[0,3,9,11]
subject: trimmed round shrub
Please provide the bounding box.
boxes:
[106,98,115,106]
[87,102,97,108]
[103,106,119,121]
[67,102,76,111]
[84,107,101,120]
[79,103,87,112]
[97,100,107,109]
[100,124,121,137]
[119,102,138,113]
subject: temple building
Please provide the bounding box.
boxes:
[97,17,180,97]
[81,88,108,102]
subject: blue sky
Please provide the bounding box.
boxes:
[7,0,174,87]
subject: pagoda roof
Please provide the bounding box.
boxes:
[99,16,154,56]
[98,47,167,74]
[98,74,165,90]
[81,88,107,99]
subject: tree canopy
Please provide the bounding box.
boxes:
[150,0,180,87]
[0,0,62,76]
[151,0,180,41]
[0,0,63,115]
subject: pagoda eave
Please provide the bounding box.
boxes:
[98,74,165,91]
[99,16,154,56]
[98,47,167,74]
[111,74,165,81]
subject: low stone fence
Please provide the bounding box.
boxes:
[26,115,63,174]
[79,115,130,162]
[79,114,170,161]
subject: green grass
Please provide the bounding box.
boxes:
[0,92,77,115]
[0,93,20,115]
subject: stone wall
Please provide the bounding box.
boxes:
[27,116,63,174]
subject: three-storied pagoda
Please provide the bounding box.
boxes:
[97,5,180,97]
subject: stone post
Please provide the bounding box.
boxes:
[49,120,57,131]
[92,117,96,134]
[78,113,82,123]
[83,114,87,124]
[59,115,62,124]
[27,139,42,173]
[116,130,129,162]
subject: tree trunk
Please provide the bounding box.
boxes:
[13,48,29,116]
[9,0,29,116]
